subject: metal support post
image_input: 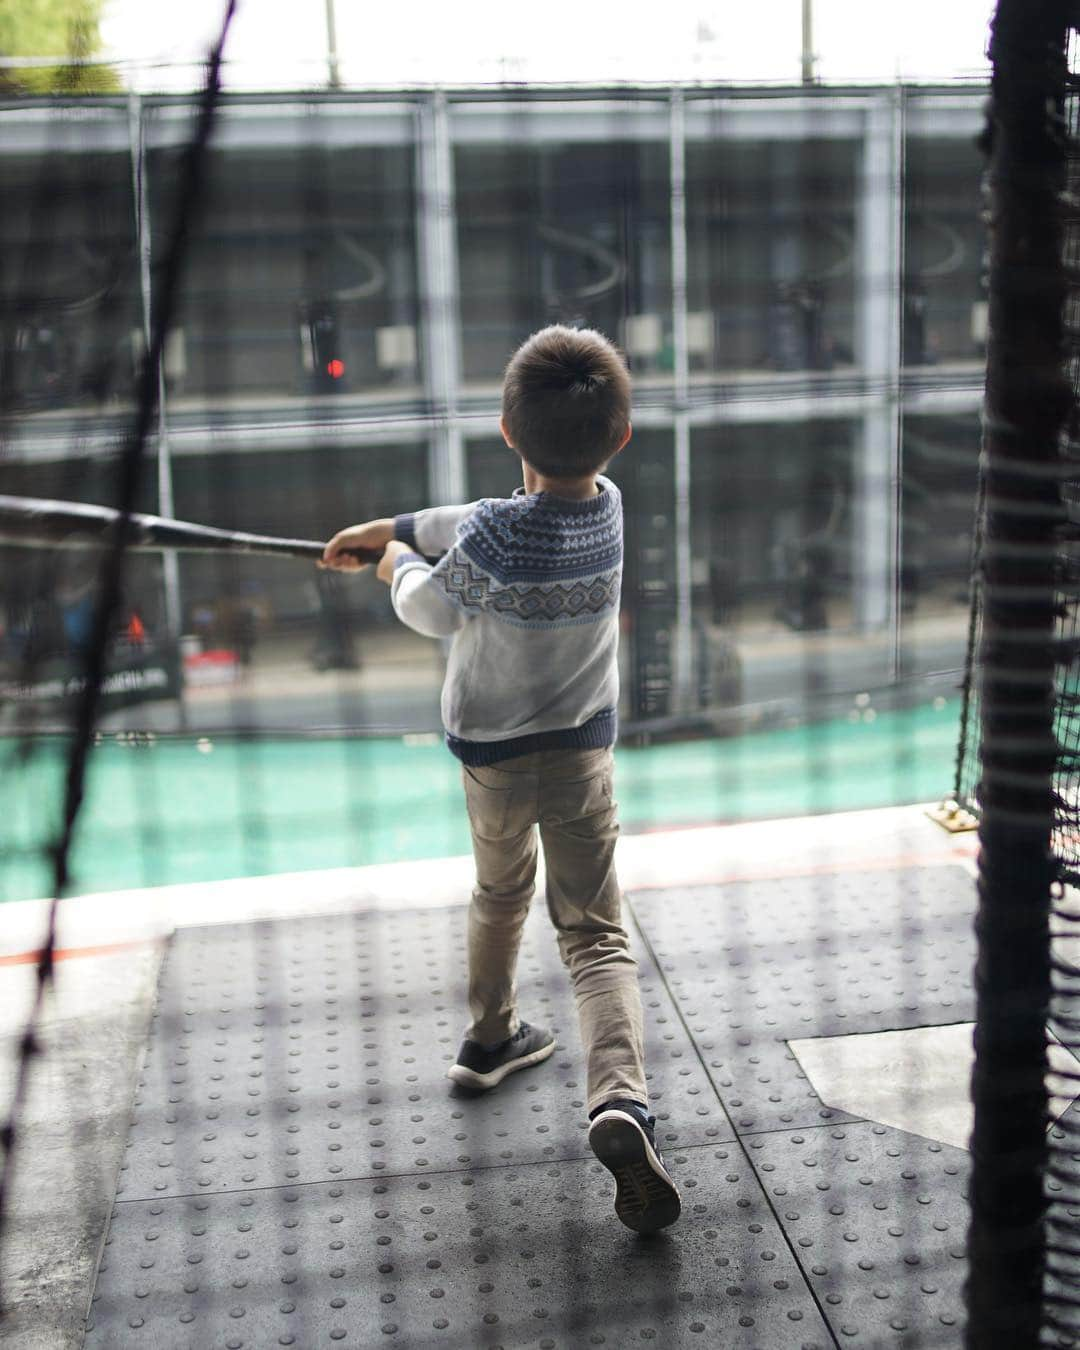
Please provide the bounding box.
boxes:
[670,89,694,714]
[417,92,466,508]
[129,92,183,644]
[853,92,902,640]
[325,0,342,90]
[801,0,815,85]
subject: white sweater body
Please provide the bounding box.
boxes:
[389,477,623,765]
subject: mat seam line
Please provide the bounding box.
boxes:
[109,1135,744,1206]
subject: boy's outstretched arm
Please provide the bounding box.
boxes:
[322,499,486,640]
[392,501,483,558]
[377,542,467,638]
[321,500,484,571]
[321,517,395,570]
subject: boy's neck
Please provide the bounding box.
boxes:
[522,465,599,500]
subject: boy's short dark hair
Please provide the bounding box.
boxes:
[502,325,631,479]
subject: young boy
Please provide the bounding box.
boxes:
[321,325,681,1233]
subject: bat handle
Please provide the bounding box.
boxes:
[340,545,385,564]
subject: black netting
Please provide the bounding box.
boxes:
[5,10,1057,1348]
[1043,28,1080,1341]
[0,0,237,1307]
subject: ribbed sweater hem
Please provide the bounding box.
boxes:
[446,707,616,766]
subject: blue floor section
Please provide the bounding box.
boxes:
[1,698,962,903]
[85,865,975,1348]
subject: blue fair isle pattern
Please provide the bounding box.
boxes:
[434,551,620,628]
[458,487,622,586]
[429,483,623,629]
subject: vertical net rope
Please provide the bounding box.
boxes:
[0,0,236,1312]
[956,25,1080,1333]
[952,467,985,818]
[1043,27,1080,1339]
[966,1,1070,1344]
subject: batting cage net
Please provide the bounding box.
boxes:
[1056,40,1080,892]
[947,478,984,826]
[1042,24,1080,1341]
[2,3,1059,1347]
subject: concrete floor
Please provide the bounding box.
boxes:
[0,948,162,1349]
[0,802,978,1346]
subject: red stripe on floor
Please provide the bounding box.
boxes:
[0,937,162,967]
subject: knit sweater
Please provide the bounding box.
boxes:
[390,475,622,766]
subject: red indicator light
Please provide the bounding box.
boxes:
[326,358,345,379]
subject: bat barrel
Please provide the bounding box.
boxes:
[0,495,382,563]
[147,518,329,558]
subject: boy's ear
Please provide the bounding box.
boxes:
[614,422,632,454]
[499,417,515,449]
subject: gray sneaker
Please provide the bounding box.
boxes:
[588,1099,682,1233]
[446,1021,556,1091]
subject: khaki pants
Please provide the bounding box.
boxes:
[460,745,648,1116]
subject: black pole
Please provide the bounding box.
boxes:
[966,2,1070,1345]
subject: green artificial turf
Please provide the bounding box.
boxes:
[0,697,961,903]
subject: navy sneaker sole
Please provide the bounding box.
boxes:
[588,1106,682,1234]
[446,1024,556,1091]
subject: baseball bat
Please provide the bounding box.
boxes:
[0,494,385,564]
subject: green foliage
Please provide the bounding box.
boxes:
[0,0,123,94]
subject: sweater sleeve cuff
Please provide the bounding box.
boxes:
[393,513,418,551]
[393,550,426,571]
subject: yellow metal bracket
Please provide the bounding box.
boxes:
[925,798,979,833]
